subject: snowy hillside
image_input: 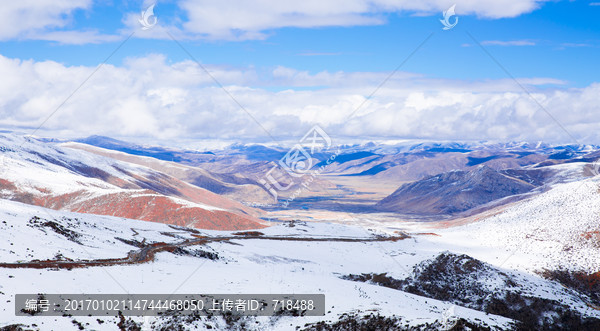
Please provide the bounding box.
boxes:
[0,133,266,230]
[432,165,600,273]
[1,197,599,330]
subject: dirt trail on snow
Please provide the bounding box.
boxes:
[0,233,408,269]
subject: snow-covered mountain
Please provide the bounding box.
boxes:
[376,165,538,215]
[0,133,267,230]
[435,164,600,274]
[62,141,277,205]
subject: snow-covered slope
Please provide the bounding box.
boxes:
[0,133,267,230]
[62,141,276,205]
[0,199,510,330]
[432,164,600,274]
[1,198,598,330]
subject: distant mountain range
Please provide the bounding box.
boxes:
[4,132,600,224]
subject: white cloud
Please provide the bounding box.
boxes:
[175,0,546,40]
[178,0,382,40]
[0,0,91,39]
[1,53,599,144]
[0,0,547,43]
[0,0,123,44]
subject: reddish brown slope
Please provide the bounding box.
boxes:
[67,192,267,230]
[109,162,260,218]
[1,171,268,232]
[0,178,266,230]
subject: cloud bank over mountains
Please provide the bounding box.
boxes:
[1,54,598,144]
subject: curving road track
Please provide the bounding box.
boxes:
[0,233,408,269]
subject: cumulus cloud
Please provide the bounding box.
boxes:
[0,54,598,144]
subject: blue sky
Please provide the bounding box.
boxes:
[0,0,599,143]
[1,1,598,86]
